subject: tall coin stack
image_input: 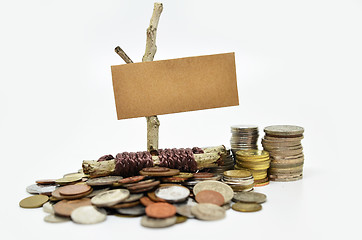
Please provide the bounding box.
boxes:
[234,150,271,186]
[230,125,259,158]
[262,125,304,182]
[222,169,254,192]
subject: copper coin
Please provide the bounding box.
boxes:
[59,184,91,196]
[145,202,176,219]
[139,169,180,177]
[36,179,56,185]
[192,172,215,179]
[142,167,170,172]
[53,198,92,217]
[195,190,224,206]
[118,176,145,184]
[130,186,158,194]
[161,177,188,183]
[140,196,156,206]
[109,201,140,209]
[147,191,166,202]
[123,179,155,188]
[126,180,160,191]
[52,187,93,200]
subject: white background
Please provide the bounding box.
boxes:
[1,0,361,239]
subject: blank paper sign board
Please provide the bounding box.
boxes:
[111,52,239,120]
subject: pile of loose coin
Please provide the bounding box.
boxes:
[20,166,268,227]
[262,125,304,181]
[234,149,271,186]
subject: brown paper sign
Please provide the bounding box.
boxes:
[111,52,239,119]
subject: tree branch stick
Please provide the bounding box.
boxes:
[143,2,163,151]
[115,46,133,63]
[82,145,225,177]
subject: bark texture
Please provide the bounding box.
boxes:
[143,2,163,151]
[82,145,225,177]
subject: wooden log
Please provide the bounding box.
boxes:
[82,145,226,177]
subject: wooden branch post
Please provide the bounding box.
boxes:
[143,2,163,151]
[115,3,162,152]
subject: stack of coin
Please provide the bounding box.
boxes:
[262,125,304,182]
[230,125,259,158]
[208,149,234,174]
[234,150,270,186]
[221,169,254,192]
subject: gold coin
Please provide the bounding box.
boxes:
[174,172,194,178]
[223,169,252,178]
[236,156,270,162]
[63,172,87,178]
[232,202,262,212]
[230,184,254,191]
[176,215,188,224]
[19,195,49,208]
[236,150,269,158]
[56,175,82,185]
[236,164,269,171]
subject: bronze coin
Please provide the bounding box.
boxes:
[140,196,156,206]
[142,167,170,172]
[192,172,215,179]
[126,180,160,191]
[176,216,188,224]
[59,184,91,196]
[161,177,188,183]
[53,198,92,217]
[130,185,158,194]
[139,169,180,177]
[195,190,225,206]
[52,187,93,200]
[123,179,155,188]
[35,179,56,185]
[109,201,140,209]
[147,191,166,202]
[145,202,176,219]
[118,175,145,184]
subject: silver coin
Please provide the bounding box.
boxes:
[221,202,232,210]
[176,205,194,218]
[91,189,130,207]
[155,186,190,203]
[26,184,57,195]
[264,125,304,136]
[44,214,70,223]
[86,176,123,186]
[42,202,54,214]
[191,203,226,221]
[86,187,110,198]
[71,206,107,224]
[141,216,177,228]
[116,205,145,216]
[122,193,144,203]
[231,124,258,130]
[233,191,267,203]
